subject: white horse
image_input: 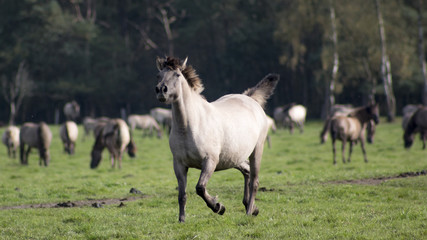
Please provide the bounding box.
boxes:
[127,114,162,139]
[63,101,80,121]
[155,56,279,222]
[2,125,20,158]
[60,121,79,155]
[265,115,276,149]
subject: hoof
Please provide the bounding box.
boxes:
[214,203,226,215]
[252,207,259,216]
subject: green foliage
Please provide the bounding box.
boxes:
[0,121,426,239]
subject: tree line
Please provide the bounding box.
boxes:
[0,0,426,124]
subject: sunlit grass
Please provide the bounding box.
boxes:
[0,119,426,239]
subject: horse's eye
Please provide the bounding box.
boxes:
[175,73,180,77]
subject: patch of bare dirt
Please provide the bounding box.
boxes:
[0,188,147,210]
[326,170,427,185]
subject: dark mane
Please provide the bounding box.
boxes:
[161,57,204,93]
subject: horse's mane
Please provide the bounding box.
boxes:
[161,57,204,94]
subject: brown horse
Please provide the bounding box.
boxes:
[329,104,380,164]
[404,106,427,149]
[20,122,52,166]
[90,118,136,169]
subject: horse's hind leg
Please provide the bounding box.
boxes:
[195,157,226,215]
[174,160,188,222]
[360,138,368,163]
[235,161,250,212]
[25,147,31,165]
[341,139,347,164]
[348,141,354,163]
[247,143,264,216]
[20,144,25,164]
[332,138,337,165]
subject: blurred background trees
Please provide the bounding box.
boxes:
[0,0,426,123]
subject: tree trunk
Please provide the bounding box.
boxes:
[9,102,16,125]
[375,0,396,122]
[418,0,427,106]
[321,0,339,120]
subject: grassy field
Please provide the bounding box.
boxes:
[0,118,426,239]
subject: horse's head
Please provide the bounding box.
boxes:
[367,104,380,124]
[90,149,102,169]
[155,57,203,104]
[127,140,137,158]
[155,57,187,104]
[404,132,415,149]
[366,120,376,144]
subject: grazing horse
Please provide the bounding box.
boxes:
[127,114,162,139]
[404,106,427,149]
[150,107,172,133]
[328,104,380,164]
[155,56,279,222]
[2,126,20,158]
[19,122,52,166]
[64,101,80,121]
[60,121,79,155]
[274,103,306,134]
[90,118,136,169]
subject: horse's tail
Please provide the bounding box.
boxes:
[320,118,332,144]
[38,122,51,166]
[243,73,279,109]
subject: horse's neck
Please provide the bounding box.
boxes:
[352,110,370,124]
[171,81,206,132]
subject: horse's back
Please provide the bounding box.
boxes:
[330,116,361,141]
[414,107,427,129]
[2,126,20,147]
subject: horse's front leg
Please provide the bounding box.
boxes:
[174,160,188,222]
[196,157,225,215]
[360,138,368,163]
[332,138,337,165]
[25,146,31,165]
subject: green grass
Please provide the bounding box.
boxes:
[0,118,426,239]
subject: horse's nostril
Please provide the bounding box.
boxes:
[163,86,168,93]
[155,87,160,93]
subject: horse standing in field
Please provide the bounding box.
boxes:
[64,101,80,121]
[403,106,427,150]
[90,118,136,169]
[2,126,20,158]
[328,104,380,164]
[150,107,172,133]
[128,114,162,139]
[274,103,306,134]
[82,116,110,141]
[320,105,377,144]
[19,122,52,166]
[60,121,79,155]
[155,56,279,222]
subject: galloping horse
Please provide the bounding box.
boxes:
[329,104,380,164]
[60,121,79,155]
[127,114,162,139]
[20,122,52,166]
[404,106,427,149]
[90,118,136,169]
[2,125,20,158]
[155,56,279,222]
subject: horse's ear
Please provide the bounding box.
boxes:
[156,57,164,71]
[181,57,188,70]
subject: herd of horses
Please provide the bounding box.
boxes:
[1,56,426,223]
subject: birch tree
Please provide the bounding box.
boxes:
[1,61,33,125]
[321,0,339,120]
[375,0,396,122]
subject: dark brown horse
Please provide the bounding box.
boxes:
[329,104,380,164]
[404,106,427,149]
